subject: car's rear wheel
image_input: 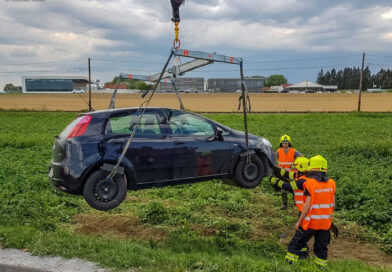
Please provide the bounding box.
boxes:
[83,169,127,211]
[234,155,265,188]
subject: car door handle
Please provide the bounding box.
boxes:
[174,142,184,145]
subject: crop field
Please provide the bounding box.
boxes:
[0,111,392,271]
[0,92,392,112]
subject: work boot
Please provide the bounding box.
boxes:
[281,202,288,210]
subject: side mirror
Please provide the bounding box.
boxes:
[216,127,224,141]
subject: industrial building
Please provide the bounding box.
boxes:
[21,76,89,93]
[158,77,204,93]
[206,78,264,93]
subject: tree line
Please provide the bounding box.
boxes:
[109,77,153,91]
[317,67,392,90]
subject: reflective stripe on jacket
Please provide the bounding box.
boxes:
[277,148,296,170]
[292,175,308,212]
[301,177,336,230]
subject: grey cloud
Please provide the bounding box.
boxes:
[1,0,392,87]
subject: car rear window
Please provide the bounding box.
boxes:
[107,112,161,135]
[59,116,85,138]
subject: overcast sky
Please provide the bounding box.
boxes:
[1,0,392,89]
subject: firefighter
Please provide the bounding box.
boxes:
[275,135,302,210]
[285,155,335,268]
[271,156,311,258]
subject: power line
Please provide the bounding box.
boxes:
[0,70,56,74]
[93,58,162,64]
[367,54,392,58]
[246,54,362,64]
[75,63,368,75]
[1,59,83,66]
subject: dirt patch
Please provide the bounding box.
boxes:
[74,214,167,242]
[189,224,218,236]
[0,93,391,112]
[329,238,392,268]
[277,228,392,268]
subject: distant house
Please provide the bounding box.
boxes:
[323,85,338,92]
[104,83,128,89]
[264,83,292,92]
[288,80,323,92]
[367,88,388,93]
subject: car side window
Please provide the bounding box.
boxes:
[169,112,214,136]
[107,112,161,135]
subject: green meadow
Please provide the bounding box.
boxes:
[0,111,391,271]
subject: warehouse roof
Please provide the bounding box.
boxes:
[288,80,323,89]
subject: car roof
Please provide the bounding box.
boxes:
[84,107,177,116]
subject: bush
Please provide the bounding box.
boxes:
[139,202,169,224]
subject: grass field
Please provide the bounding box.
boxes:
[0,111,391,271]
[0,92,392,112]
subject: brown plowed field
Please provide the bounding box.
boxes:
[0,93,391,112]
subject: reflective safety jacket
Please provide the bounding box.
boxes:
[301,176,336,231]
[277,169,307,212]
[277,148,297,170]
[291,175,309,212]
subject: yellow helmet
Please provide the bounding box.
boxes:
[293,157,309,172]
[309,155,328,172]
[280,135,291,144]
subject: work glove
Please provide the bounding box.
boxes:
[270,176,279,185]
[269,176,281,192]
[272,165,281,177]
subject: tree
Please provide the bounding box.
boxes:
[4,83,22,93]
[265,75,287,87]
[316,69,324,85]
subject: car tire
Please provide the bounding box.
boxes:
[234,155,265,188]
[83,169,127,211]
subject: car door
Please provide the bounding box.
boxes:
[104,109,174,184]
[167,110,232,180]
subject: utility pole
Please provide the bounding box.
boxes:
[88,57,92,111]
[357,52,365,112]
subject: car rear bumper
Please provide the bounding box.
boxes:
[48,165,82,195]
[49,166,68,191]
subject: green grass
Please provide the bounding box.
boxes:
[0,111,391,271]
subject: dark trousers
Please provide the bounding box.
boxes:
[288,228,330,260]
[281,190,288,205]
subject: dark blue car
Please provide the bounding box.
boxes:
[49,108,275,210]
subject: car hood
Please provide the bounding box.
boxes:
[229,129,275,165]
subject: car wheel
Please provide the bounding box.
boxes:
[234,155,265,188]
[83,169,127,211]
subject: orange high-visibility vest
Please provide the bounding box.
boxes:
[277,148,297,170]
[293,175,308,212]
[301,178,336,230]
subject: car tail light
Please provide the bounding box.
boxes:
[67,115,92,138]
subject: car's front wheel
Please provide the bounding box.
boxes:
[234,155,265,188]
[83,169,127,211]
